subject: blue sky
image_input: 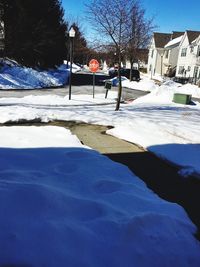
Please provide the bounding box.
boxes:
[62,0,200,36]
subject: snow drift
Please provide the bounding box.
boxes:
[0,126,199,267]
[0,58,69,89]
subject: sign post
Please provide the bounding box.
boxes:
[89,59,99,98]
[93,73,95,98]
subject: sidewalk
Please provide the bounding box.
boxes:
[67,122,143,154]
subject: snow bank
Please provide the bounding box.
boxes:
[133,80,200,103]
[0,59,68,89]
[180,83,200,98]
[0,126,199,266]
[0,74,200,176]
[133,80,180,104]
[0,85,200,176]
[0,91,117,107]
[122,74,159,92]
[63,61,82,73]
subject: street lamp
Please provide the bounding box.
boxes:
[161,53,164,77]
[68,26,76,100]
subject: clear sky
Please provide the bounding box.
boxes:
[62,0,200,37]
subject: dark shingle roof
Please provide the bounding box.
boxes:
[186,30,200,44]
[153,32,171,48]
[172,31,184,39]
[153,30,200,48]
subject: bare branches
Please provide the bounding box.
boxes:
[86,0,130,48]
[85,0,155,110]
[86,0,155,54]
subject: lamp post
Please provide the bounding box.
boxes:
[68,26,76,100]
[161,53,164,76]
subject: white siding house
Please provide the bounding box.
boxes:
[176,31,200,84]
[163,34,183,77]
[147,33,171,77]
[147,32,183,77]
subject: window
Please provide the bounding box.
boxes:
[181,48,187,57]
[149,65,152,71]
[165,50,169,58]
[197,45,200,57]
[190,46,194,53]
[187,66,191,72]
[151,50,154,58]
[178,66,184,74]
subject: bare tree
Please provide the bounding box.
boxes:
[86,0,132,110]
[86,0,154,110]
[126,0,154,80]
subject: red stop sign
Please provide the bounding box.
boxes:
[89,59,99,73]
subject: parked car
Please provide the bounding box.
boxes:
[109,68,140,81]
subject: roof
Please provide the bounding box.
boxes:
[152,30,200,48]
[172,31,184,39]
[153,32,171,48]
[165,35,183,48]
[186,30,200,44]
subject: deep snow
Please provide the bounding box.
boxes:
[0,61,200,266]
[0,126,199,266]
[0,78,200,177]
[0,58,69,89]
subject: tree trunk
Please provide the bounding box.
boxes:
[115,51,122,111]
[129,60,134,81]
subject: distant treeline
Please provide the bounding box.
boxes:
[1,0,67,68]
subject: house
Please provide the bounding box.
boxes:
[163,32,184,77]
[147,32,183,77]
[147,32,171,77]
[175,31,200,84]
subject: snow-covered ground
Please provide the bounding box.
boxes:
[122,74,200,98]
[0,77,200,177]
[122,74,158,92]
[0,125,199,266]
[0,63,200,265]
[0,59,69,89]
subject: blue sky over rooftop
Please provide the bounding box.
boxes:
[62,0,200,37]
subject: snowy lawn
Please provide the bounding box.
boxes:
[0,79,200,177]
[0,126,199,266]
[122,74,200,98]
[0,59,69,89]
